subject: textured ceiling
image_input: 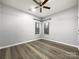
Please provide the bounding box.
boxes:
[1,0,78,18]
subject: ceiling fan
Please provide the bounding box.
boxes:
[33,0,51,13]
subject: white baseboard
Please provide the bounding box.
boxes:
[44,39,79,48]
[0,39,38,49]
[36,37,79,49]
[0,38,79,50]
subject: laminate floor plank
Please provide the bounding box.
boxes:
[0,49,6,59]
[5,48,12,59]
[10,46,23,59]
[0,39,79,59]
[16,45,31,59]
[38,39,79,55]
[28,43,57,59]
[26,44,49,59]
[23,44,42,59]
[28,41,77,59]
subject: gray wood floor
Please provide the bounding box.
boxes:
[0,39,79,59]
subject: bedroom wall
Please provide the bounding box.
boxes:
[78,0,79,44]
[0,4,39,48]
[0,4,1,26]
[43,6,78,45]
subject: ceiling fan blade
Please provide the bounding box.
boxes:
[35,6,39,8]
[33,0,40,6]
[40,8,42,13]
[34,19,40,21]
[43,6,50,9]
[42,0,48,5]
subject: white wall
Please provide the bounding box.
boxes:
[78,0,79,44]
[0,1,78,48]
[0,4,39,48]
[43,6,78,45]
[0,4,2,43]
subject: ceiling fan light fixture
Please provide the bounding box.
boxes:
[30,7,36,12]
[32,8,36,12]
